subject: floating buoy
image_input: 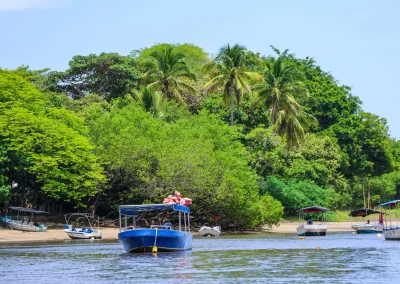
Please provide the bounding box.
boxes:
[352,232,356,234]
[152,246,158,253]
[316,246,321,249]
[377,233,382,238]
[299,236,305,240]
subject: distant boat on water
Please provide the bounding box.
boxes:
[349,209,383,234]
[296,206,329,236]
[350,181,383,234]
[1,206,48,232]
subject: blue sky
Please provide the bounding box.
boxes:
[1,0,399,138]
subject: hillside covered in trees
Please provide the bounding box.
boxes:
[1,43,400,228]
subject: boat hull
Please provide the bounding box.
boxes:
[297,224,328,236]
[199,226,221,237]
[2,218,47,232]
[118,229,192,253]
[383,227,400,240]
[352,223,383,234]
[65,229,102,239]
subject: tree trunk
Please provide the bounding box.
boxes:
[271,100,278,127]
[229,83,234,126]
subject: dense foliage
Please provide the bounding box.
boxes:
[1,43,399,229]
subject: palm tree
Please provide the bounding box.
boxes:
[253,48,308,127]
[144,46,197,105]
[202,44,263,126]
[132,86,163,118]
[274,106,317,151]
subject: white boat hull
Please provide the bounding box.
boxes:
[3,219,47,232]
[297,224,328,236]
[199,226,221,237]
[383,227,400,240]
[351,223,383,233]
[65,228,102,239]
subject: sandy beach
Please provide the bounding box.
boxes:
[0,222,355,243]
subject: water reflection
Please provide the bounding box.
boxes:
[0,233,400,283]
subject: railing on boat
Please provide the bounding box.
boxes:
[118,204,190,232]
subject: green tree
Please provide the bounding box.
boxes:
[253,48,309,127]
[326,111,393,178]
[0,70,106,207]
[49,53,141,101]
[203,44,263,126]
[132,86,164,118]
[86,99,282,227]
[143,46,197,104]
[292,57,361,131]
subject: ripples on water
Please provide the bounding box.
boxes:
[1,233,400,283]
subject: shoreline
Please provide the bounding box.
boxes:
[0,222,355,244]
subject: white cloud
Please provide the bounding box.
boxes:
[0,0,51,12]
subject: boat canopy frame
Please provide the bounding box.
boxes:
[297,206,329,225]
[118,204,191,233]
[64,213,100,230]
[6,206,49,224]
[8,207,49,214]
[349,209,381,217]
[378,200,400,230]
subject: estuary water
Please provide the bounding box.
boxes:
[0,232,399,283]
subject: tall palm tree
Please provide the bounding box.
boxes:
[202,44,263,126]
[253,48,308,127]
[144,46,197,104]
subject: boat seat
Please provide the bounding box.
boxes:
[72,228,77,232]
[64,224,70,230]
[162,222,173,230]
[87,228,93,233]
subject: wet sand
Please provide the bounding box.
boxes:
[0,222,355,243]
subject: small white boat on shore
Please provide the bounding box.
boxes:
[296,206,329,236]
[64,213,102,239]
[378,200,400,240]
[199,225,221,237]
[1,207,48,232]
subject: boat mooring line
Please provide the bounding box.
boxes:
[152,228,158,253]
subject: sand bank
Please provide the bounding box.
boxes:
[0,222,355,244]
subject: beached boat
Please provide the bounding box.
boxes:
[378,200,400,240]
[349,209,383,234]
[118,204,192,253]
[64,213,102,239]
[1,206,48,232]
[296,206,329,236]
[199,214,221,236]
[199,225,221,237]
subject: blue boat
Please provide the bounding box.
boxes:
[118,204,193,253]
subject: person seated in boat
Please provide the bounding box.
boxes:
[366,220,370,224]
[307,219,313,225]
[34,222,40,227]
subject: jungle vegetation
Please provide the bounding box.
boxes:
[1,43,399,229]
